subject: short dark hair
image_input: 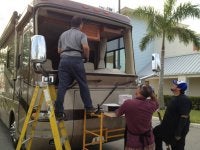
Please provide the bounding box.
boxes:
[71,16,83,27]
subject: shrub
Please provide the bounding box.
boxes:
[164,95,200,110]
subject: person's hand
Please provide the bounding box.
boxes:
[175,136,181,140]
[82,58,88,63]
[150,93,157,101]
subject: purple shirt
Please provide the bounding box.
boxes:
[116,97,159,148]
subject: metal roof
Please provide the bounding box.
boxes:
[138,53,200,77]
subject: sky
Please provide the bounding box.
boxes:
[0,0,200,35]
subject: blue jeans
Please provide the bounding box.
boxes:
[55,56,93,114]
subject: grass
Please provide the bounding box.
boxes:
[190,110,200,124]
[153,110,200,124]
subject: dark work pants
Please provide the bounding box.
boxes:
[55,56,93,114]
[153,125,186,150]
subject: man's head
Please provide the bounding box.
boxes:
[171,80,187,95]
[135,84,154,98]
[71,16,83,28]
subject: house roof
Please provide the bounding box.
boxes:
[138,53,200,77]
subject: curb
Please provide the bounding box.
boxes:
[152,117,200,128]
[190,123,200,128]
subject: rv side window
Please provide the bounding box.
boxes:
[6,35,15,74]
[106,37,125,72]
[21,26,33,80]
[22,30,32,66]
[1,49,6,64]
[0,47,7,69]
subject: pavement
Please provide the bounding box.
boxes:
[0,121,14,150]
[0,117,200,150]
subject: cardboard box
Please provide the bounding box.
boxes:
[118,95,132,105]
[102,103,120,112]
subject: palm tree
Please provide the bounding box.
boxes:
[123,0,200,108]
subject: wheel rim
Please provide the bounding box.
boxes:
[10,121,17,144]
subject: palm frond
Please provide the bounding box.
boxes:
[125,6,161,21]
[139,32,155,51]
[172,2,200,21]
[169,27,200,48]
[164,0,176,18]
[165,30,176,42]
[147,14,166,33]
[193,36,200,50]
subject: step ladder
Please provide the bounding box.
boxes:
[16,82,71,150]
[83,111,104,150]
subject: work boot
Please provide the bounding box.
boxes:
[85,107,96,114]
[55,112,66,121]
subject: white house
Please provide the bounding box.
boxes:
[122,7,200,96]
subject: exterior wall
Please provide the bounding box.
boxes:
[188,77,200,96]
[130,17,155,74]
[154,37,195,58]
[163,78,177,95]
[149,79,159,95]
[149,77,200,97]
[149,78,177,96]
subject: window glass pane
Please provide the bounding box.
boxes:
[106,37,125,73]
[107,38,124,52]
[5,35,15,74]
[21,20,33,81]
[22,30,31,68]
[106,52,114,69]
[8,46,14,71]
[119,49,125,72]
[0,47,7,64]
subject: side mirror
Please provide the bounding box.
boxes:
[31,35,46,63]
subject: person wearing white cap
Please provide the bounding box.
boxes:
[153,80,192,150]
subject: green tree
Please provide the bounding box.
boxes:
[123,0,200,108]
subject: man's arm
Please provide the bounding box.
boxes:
[175,115,189,140]
[82,43,90,62]
[58,48,62,54]
[58,36,62,54]
[175,98,191,140]
[115,101,128,117]
[81,33,90,62]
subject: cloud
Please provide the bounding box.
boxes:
[0,0,30,35]
[0,0,199,35]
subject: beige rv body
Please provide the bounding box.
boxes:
[0,0,137,149]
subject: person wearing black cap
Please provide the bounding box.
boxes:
[153,80,192,150]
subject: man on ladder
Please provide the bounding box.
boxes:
[54,15,95,120]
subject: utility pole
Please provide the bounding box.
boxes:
[118,0,121,15]
[117,0,121,69]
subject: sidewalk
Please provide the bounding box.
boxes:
[1,118,200,150]
[152,117,200,150]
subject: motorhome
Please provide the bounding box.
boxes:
[0,0,137,149]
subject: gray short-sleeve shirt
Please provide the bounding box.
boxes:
[58,27,88,57]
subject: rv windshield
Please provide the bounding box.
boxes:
[35,7,135,75]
